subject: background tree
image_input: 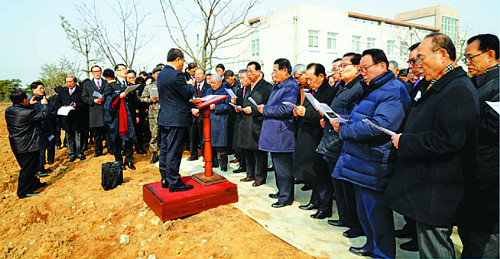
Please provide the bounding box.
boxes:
[0,79,23,101]
[38,58,81,95]
[60,16,102,79]
[158,0,262,70]
[456,23,474,63]
[76,0,151,69]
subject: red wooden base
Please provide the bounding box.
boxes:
[143,176,238,221]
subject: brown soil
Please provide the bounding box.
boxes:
[0,103,310,258]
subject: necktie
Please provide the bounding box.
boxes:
[197,84,200,96]
[96,80,101,90]
[311,90,316,96]
[69,88,73,95]
[242,86,246,99]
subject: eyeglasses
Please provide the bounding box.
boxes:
[407,59,418,66]
[340,63,353,68]
[461,51,488,63]
[358,63,377,73]
[416,50,439,64]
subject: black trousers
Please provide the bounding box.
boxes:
[213,146,228,168]
[38,139,55,171]
[92,126,107,154]
[235,149,246,169]
[326,156,361,229]
[188,119,202,158]
[459,228,499,259]
[113,138,134,163]
[271,152,294,204]
[133,122,144,151]
[244,149,267,182]
[159,126,186,188]
[310,181,333,214]
[14,151,42,198]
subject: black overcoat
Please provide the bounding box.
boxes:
[82,79,108,128]
[58,86,86,131]
[384,67,479,227]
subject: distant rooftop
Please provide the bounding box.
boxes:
[348,12,440,32]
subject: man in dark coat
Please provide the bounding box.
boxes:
[82,65,108,157]
[231,70,250,173]
[157,48,196,192]
[292,63,336,219]
[6,89,49,198]
[223,70,240,155]
[457,33,499,259]
[104,64,138,170]
[258,58,299,208]
[239,62,272,186]
[316,53,364,238]
[59,75,86,162]
[187,68,210,161]
[29,82,53,177]
[386,33,479,258]
[333,49,410,258]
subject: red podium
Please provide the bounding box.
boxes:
[143,94,238,221]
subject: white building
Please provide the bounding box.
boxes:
[220,3,443,76]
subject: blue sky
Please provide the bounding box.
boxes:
[1,0,498,86]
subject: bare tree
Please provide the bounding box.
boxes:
[159,0,262,70]
[38,58,81,95]
[60,16,102,79]
[76,0,151,69]
[456,23,474,63]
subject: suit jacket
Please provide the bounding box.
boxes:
[384,67,479,227]
[82,78,108,128]
[157,65,195,128]
[204,86,230,147]
[58,86,85,131]
[239,78,272,150]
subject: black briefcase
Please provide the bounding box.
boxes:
[101,162,124,190]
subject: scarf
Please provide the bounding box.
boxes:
[111,97,128,137]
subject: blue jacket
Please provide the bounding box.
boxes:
[333,71,410,191]
[157,65,195,128]
[259,76,299,153]
[204,86,230,147]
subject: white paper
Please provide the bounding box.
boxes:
[226,88,237,99]
[304,92,347,122]
[248,97,259,107]
[304,93,322,110]
[229,102,242,110]
[200,94,218,101]
[486,101,500,114]
[362,119,396,136]
[150,87,158,98]
[57,106,75,116]
[125,84,140,94]
[283,101,297,108]
[92,91,103,98]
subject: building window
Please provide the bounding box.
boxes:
[251,31,260,57]
[442,16,458,44]
[327,32,338,50]
[400,41,408,57]
[308,30,319,48]
[352,36,361,52]
[387,40,396,55]
[367,37,376,49]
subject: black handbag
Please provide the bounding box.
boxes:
[101,162,123,190]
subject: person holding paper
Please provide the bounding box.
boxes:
[332,49,410,258]
[385,33,479,258]
[140,66,162,164]
[456,33,499,258]
[82,65,108,157]
[292,63,336,219]
[223,70,240,158]
[316,53,365,238]
[188,68,210,161]
[239,61,272,186]
[231,70,250,174]
[104,64,138,170]
[258,58,299,207]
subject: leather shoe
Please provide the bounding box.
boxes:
[187,156,198,161]
[233,168,245,173]
[136,149,147,155]
[78,154,86,160]
[327,219,346,227]
[35,171,49,178]
[169,184,193,192]
[125,162,136,170]
[20,192,39,199]
[68,156,77,162]
[400,238,419,251]
[252,180,265,187]
[268,193,279,199]
[395,228,416,238]
[240,177,255,182]
[343,228,365,238]
[301,183,312,191]
[271,201,292,208]
[298,203,318,210]
[94,152,103,157]
[161,180,169,189]
[310,211,332,219]
[349,246,375,257]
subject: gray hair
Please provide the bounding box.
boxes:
[292,64,306,75]
[212,74,223,82]
[389,60,399,69]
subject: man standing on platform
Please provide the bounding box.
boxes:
[157,48,196,192]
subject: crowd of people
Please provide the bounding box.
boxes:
[5,32,498,258]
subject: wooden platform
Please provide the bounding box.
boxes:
[143,176,238,221]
